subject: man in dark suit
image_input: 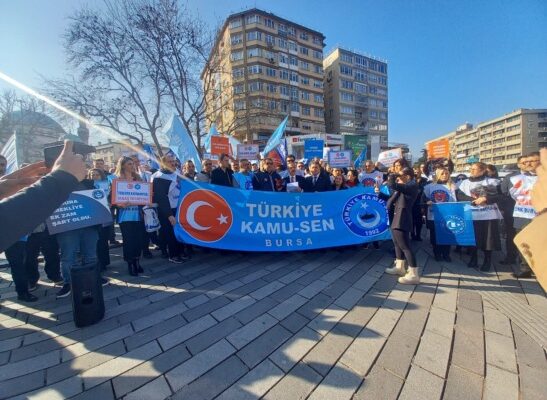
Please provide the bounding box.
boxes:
[303,161,332,192]
[252,157,283,191]
[210,153,234,187]
[283,162,305,192]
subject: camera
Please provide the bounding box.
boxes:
[44,141,96,168]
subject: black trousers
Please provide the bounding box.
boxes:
[391,228,417,267]
[25,230,61,282]
[427,221,450,257]
[412,207,423,238]
[159,209,184,258]
[97,226,111,268]
[503,214,517,262]
[5,241,32,295]
[120,221,144,261]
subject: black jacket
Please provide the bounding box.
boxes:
[379,175,419,231]
[303,174,332,193]
[252,171,283,191]
[210,167,234,187]
[0,170,79,252]
[152,169,177,219]
[282,175,306,191]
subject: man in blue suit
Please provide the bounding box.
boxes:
[303,161,332,192]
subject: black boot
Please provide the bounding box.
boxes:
[468,249,478,268]
[127,261,137,276]
[480,251,492,271]
[135,258,144,273]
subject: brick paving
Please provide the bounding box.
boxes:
[0,241,546,399]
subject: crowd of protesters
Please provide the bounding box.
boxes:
[0,146,545,302]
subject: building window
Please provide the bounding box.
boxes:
[288,41,297,51]
[341,79,353,90]
[301,91,310,101]
[266,83,277,93]
[280,101,289,112]
[289,56,298,66]
[314,108,324,117]
[341,105,354,114]
[265,35,275,46]
[287,26,296,36]
[378,64,387,74]
[378,76,387,85]
[280,69,289,80]
[229,18,242,29]
[369,61,379,71]
[231,51,243,61]
[300,61,309,70]
[248,81,263,92]
[289,71,299,83]
[269,100,278,110]
[279,85,289,96]
[234,100,245,110]
[313,79,323,89]
[300,32,308,40]
[230,33,243,45]
[314,65,323,74]
[368,74,379,83]
[355,55,367,67]
[369,86,378,95]
[290,87,298,100]
[264,18,274,28]
[314,93,324,103]
[245,14,261,24]
[278,23,286,34]
[356,95,368,105]
[266,67,276,77]
[300,46,309,56]
[340,119,354,127]
[302,122,312,130]
[302,106,311,116]
[278,38,288,49]
[354,70,366,82]
[313,36,322,45]
[341,53,353,63]
[369,110,378,119]
[247,48,262,58]
[380,111,387,120]
[313,50,323,59]
[233,84,244,94]
[279,53,288,64]
[291,103,300,112]
[247,65,262,75]
[340,92,354,102]
[354,82,367,93]
[232,68,244,78]
[340,64,353,76]
[301,76,310,85]
[246,31,262,41]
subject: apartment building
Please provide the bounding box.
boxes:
[201,8,326,147]
[427,109,547,171]
[323,47,388,153]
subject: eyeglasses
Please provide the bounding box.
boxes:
[522,160,540,164]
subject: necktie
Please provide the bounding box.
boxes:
[291,176,295,183]
[313,176,317,185]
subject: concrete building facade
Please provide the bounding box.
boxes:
[323,47,388,153]
[202,8,326,147]
[426,109,547,172]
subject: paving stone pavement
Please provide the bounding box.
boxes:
[0,240,546,399]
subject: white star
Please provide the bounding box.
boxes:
[217,214,228,224]
[360,202,369,209]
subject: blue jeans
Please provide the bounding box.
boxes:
[57,227,98,284]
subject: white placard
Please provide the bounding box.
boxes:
[328,150,352,168]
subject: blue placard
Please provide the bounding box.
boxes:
[304,139,324,160]
[432,202,476,246]
[175,182,391,251]
[46,190,113,234]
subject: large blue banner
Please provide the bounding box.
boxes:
[175,182,391,251]
[432,202,476,246]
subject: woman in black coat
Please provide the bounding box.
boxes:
[376,167,420,284]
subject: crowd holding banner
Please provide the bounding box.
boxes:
[0,113,545,303]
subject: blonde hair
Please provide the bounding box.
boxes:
[114,156,141,181]
[434,167,453,185]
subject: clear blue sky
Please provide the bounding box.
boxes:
[1,0,546,157]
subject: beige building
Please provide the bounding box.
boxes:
[427,109,547,172]
[323,47,388,152]
[202,8,326,147]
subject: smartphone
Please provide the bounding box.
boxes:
[44,141,96,168]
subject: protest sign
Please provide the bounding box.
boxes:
[427,138,450,159]
[344,135,368,160]
[236,144,259,159]
[304,139,324,159]
[433,202,476,246]
[175,182,391,251]
[211,136,230,155]
[46,189,112,234]
[377,148,402,167]
[111,180,152,205]
[328,150,352,168]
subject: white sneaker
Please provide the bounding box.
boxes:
[385,259,406,276]
[398,267,420,284]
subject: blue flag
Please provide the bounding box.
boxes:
[203,124,219,153]
[165,114,201,168]
[142,144,160,170]
[354,146,367,169]
[432,202,476,246]
[261,116,288,157]
[175,183,391,251]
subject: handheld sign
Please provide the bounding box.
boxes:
[304,139,324,160]
[112,180,152,205]
[211,136,230,155]
[236,144,259,159]
[377,148,402,167]
[328,150,352,168]
[47,189,113,234]
[427,138,450,159]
